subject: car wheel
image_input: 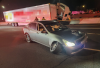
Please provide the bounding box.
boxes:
[25,33,32,43]
[50,42,62,54]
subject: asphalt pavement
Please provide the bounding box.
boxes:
[0,25,100,68]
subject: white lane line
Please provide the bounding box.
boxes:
[87,33,95,34]
[87,33,100,35]
[67,25,100,26]
[70,28,100,29]
[84,48,100,52]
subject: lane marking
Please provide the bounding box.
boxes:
[87,33,100,35]
[67,25,100,26]
[70,28,100,29]
[84,48,100,52]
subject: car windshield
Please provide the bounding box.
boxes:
[44,23,68,32]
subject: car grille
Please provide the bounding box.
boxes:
[72,44,84,52]
[75,36,85,45]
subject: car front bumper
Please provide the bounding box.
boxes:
[64,36,88,55]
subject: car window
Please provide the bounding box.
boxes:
[38,24,45,32]
[29,23,37,30]
[44,23,68,32]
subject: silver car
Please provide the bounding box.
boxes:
[23,21,88,54]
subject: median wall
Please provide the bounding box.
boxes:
[0,22,8,25]
[79,18,100,24]
[70,18,100,24]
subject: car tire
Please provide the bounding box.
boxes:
[50,42,62,54]
[25,33,32,43]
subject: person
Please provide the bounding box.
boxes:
[34,17,39,21]
[42,17,46,20]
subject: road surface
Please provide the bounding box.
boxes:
[0,25,100,68]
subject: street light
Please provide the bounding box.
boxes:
[2,6,5,9]
[82,5,85,8]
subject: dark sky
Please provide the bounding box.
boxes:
[0,0,100,21]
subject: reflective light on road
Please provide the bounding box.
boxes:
[87,33,100,35]
[84,48,100,52]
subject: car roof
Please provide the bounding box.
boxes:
[29,20,60,25]
[38,20,59,25]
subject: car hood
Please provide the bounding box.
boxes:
[51,29,84,42]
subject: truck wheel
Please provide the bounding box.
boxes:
[15,23,18,26]
[50,42,62,54]
[17,23,19,26]
[12,23,15,26]
[25,33,32,43]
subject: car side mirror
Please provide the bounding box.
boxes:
[41,30,48,34]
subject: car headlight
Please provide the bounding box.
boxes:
[78,31,82,34]
[78,31,84,34]
[63,39,75,47]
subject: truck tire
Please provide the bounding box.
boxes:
[12,23,15,26]
[17,23,19,26]
[15,23,18,26]
[50,42,62,54]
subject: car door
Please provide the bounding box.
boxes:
[35,23,49,46]
[28,23,38,41]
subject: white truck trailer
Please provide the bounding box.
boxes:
[3,3,71,26]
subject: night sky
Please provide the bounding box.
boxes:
[0,0,100,21]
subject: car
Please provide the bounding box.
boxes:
[23,21,88,54]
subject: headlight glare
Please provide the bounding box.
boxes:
[63,39,75,47]
[67,42,75,47]
[79,31,82,34]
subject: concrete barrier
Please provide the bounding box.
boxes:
[79,18,100,24]
[0,22,8,25]
[18,23,29,25]
[70,20,80,24]
[70,18,100,24]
